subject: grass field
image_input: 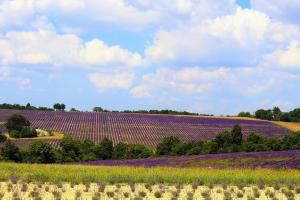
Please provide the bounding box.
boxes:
[0,162,300,185]
[0,163,299,199]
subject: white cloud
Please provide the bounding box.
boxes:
[145,8,300,67]
[80,39,143,67]
[130,85,150,98]
[251,0,300,24]
[132,67,227,98]
[0,0,34,27]
[89,72,135,91]
[131,65,299,101]
[264,41,300,68]
[0,0,238,31]
[0,29,144,68]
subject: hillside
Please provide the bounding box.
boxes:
[0,109,290,148]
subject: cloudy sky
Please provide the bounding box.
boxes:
[0,0,300,115]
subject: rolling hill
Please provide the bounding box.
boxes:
[0,109,290,148]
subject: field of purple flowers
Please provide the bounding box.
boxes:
[0,109,290,148]
[75,150,300,169]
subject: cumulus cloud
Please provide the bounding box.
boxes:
[264,41,300,68]
[251,0,300,24]
[0,0,34,27]
[131,65,298,99]
[89,72,135,91]
[80,39,143,67]
[145,8,300,67]
[0,29,144,68]
[0,0,238,31]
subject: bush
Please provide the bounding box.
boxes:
[0,132,7,143]
[0,140,22,162]
[156,136,181,156]
[28,141,55,163]
[125,144,153,159]
[9,128,37,138]
[59,137,82,162]
[94,138,113,160]
[112,143,128,159]
[4,114,30,132]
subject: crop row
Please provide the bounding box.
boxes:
[0,109,290,148]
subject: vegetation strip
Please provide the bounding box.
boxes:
[0,162,299,184]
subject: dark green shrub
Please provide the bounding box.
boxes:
[59,137,82,162]
[28,141,55,163]
[94,138,113,160]
[0,132,7,143]
[0,140,22,162]
[156,136,180,156]
[5,114,30,132]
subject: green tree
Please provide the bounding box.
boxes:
[94,138,113,160]
[70,108,78,112]
[255,109,273,120]
[156,136,181,156]
[93,107,105,112]
[238,112,252,117]
[80,139,97,161]
[53,103,61,111]
[0,141,22,162]
[112,143,128,159]
[4,114,30,132]
[28,141,55,163]
[272,106,282,121]
[0,131,7,143]
[231,125,243,145]
[125,144,153,159]
[59,137,82,162]
[61,104,66,111]
[213,131,233,149]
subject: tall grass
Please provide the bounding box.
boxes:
[0,162,299,184]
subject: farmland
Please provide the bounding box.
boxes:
[76,150,300,169]
[0,163,300,199]
[0,109,290,148]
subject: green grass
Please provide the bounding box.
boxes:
[0,162,299,185]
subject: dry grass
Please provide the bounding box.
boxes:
[272,121,300,132]
[0,182,298,200]
[4,132,64,140]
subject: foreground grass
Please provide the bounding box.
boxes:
[0,162,299,185]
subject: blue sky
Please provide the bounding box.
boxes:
[0,0,300,115]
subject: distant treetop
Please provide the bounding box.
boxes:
[0,103,53,111]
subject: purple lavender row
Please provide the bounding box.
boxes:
[74,150,300,169]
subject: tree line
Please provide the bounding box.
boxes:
[0,103,53,111]
[1,124,300,164]
[238,106,300,122]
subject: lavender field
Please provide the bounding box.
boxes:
[0,109,290,148]
[75,150,300,169]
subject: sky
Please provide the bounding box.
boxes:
[0,0,300,115]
